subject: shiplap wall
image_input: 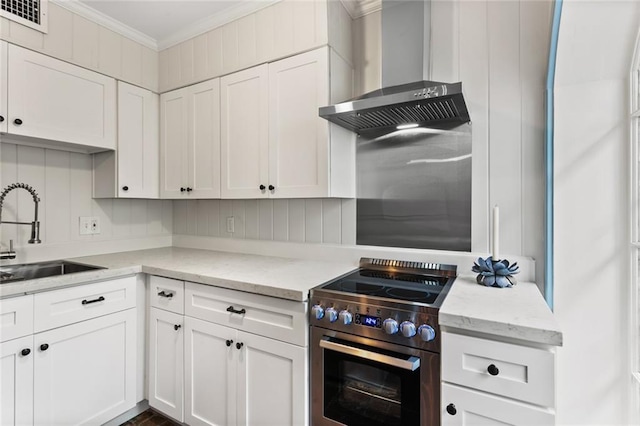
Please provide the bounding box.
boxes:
[173,199,355,245]
[158,0,352,93]
[0,142,172,250]
[0,2,158,91]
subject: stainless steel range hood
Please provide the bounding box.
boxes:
[320,0,470,135]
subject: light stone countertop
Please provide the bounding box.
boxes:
[0,247,357,301]
[439,274,563,346]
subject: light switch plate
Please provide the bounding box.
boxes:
[91,217,101,235]
[79,217,92,235]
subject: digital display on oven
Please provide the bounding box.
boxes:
[356,313,381,328]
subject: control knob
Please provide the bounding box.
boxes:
[338,310,353,325]
[382,318,399,335]
[326,307,338,323]
[418,324,436,342]
[400,321,417,338]
[311,304,324,320]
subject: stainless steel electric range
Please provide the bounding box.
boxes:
[309,257,457,426]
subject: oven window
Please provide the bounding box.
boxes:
[323,340,420,426]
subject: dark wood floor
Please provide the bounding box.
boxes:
[120,409,181,426]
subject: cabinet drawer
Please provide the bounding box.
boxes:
[184,282,307,346]
[149,276,184,314]
[34,276,136,332]
[441,383,555,426]
[442,333,555,407]
[0,295,34,342]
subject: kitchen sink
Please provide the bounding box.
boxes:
[0,261,105,284]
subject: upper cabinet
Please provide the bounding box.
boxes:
[6,44,116,152]
[221,47,355,199]
[160,79,221,199]
[0,41,7,134]
[93,82,159,199]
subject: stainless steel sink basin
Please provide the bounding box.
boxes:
[0,261,105,284]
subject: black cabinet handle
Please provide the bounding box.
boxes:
[180,187,186,192]
[226,306,246,315]
[122,186,129,191]
[158,291,174,299]
[174,324,182,331]
[40,344,49,352]
[236,342,243,350]
[186,187,193,192]
[0,115,4,122]
[487,364,499,376]
[259,185,266,190]
[268,185,275,191]
[446,403,457,415]
[226,339,233,347]
[21,348,31,356]
[13,118,22,125]
[82,296,105,305]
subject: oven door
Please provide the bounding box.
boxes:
[311,327,439,426]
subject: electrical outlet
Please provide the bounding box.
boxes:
[226,217,235,233]
[79,217,92,235]
[90,217,101,235]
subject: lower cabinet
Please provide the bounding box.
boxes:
[1,335,33,426]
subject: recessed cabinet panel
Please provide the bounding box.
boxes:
[221,64,269,198]
[161,89,190,198]
[0,41,7,134]
[7,44,116,151]
[1,335,34,426]
[0,294,34,343]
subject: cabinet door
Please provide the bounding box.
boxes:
[188,79,221,198]
[7,44,116,151]
[161,87,190,198]
[1,335,34,426]
[0,40,7,133]
[149,308,184,422]
[33,309,136,425]
[117,82,159,198]
[236,331,307,426]
[184,317,236,426]
[221,64,269,198]
[441,383,555,426]
[268,47,330,198]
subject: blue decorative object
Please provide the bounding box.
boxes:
[472,256,520,288]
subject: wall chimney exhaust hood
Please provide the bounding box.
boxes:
[319,0,470,135]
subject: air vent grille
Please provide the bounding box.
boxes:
[1,0,47,33]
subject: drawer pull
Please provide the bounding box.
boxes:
[40,344,49,351]
[226,339,234,347]
[487,364,500,376]
[226,306,246,315]
[174,324,182,331]
[446,403,457,415]
[158,291,174,299]
[82,296,105,305]
[21,348,31,356]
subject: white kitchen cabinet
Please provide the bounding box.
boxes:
[0,40,7,134]
[148,307,184,422]
[160,78,221,199]
[33,309,137,425]
[93,82,159,198]
[7,44,116,152]
[221,47,354,199]
[183,316,307,426]
[1,335,34,426]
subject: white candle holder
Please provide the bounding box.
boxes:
[472,256,520,288]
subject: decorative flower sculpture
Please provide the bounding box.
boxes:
[472,256,520,288]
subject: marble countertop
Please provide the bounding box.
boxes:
[0,247,357,302]
[439,275,563,346]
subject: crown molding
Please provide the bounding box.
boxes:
[51,0,159,50]
[157,0,281,50]
[339,0,381,20]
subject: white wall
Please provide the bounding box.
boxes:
[553,1,640,424]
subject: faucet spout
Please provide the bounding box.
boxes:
[0,183,42,245]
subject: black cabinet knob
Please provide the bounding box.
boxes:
[21,348,31,356]
[40,344,49,351]
[226,339,233,347]
[0,115,4,122]
[180,187,186,192]
[268,185,275,191]
[236,342,244,350]
[487,364,499,376]
[186,187,193,192]
[13,118,22,125]
[174,324,182,331]
[259,185,266,190]
[446,403,457,415]
[122,186,129,191]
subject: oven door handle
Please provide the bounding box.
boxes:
[319,337,421,371]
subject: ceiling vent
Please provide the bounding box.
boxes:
[1,0,48,33]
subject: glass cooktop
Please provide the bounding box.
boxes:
[321,269,448,305]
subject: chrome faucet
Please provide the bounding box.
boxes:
[0,183,42,259]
